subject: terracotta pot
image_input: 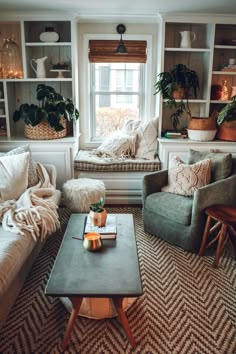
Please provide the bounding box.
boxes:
[89,209,107,227]
[216,121,236,141]
[188,116,217,131]
[172,88,185,99]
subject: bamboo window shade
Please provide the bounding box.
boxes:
[89,40,147,63]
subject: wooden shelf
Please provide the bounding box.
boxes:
[25,42,71,46]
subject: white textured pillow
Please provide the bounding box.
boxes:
[161,156,212,196]
[95,132,137,158]
[0,152,30,202]
[0,144,39,187]
[123,117,158,160]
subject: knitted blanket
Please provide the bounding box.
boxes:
[0,162,60,241]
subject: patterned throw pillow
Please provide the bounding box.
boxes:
[0,145,39,187]
[188,149,232,182]
[95,132,137,158]
[161,156,212,196]
[123,117,159,160]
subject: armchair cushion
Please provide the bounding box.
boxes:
[188,149,232,182]
[161,156,212,196]
[145,191,193,225]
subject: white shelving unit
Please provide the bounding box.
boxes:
[0,17,79,188]
[158,14,236,168]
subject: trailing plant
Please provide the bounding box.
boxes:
[217,95,236,125]
[13,84,79,132]
[154,64,200,130]
[89,197,105,213]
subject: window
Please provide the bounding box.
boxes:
[91,62,144,138]
[88,39,147,141]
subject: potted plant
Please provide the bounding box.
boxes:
[13,84,79,139]
[89,196,107,227]
[216,95,236,141]
[154,64,200,130]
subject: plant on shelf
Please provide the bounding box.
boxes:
[13,84,79,132]
[154,64,200,131]
[89,197,107,227]
[216,95,236,141]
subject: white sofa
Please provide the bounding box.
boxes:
[0,145,61,330]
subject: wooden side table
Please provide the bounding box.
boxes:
[198,204,236,268]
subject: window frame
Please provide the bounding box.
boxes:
[83,33,153,145]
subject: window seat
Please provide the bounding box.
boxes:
[74,150,161,204]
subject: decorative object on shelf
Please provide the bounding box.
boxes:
[179,31,196,48]
[1,36,23,79]
[30,56,48,78]
[220,80,229,101]
[89,197,107,227]
[229,58,235,65]
[211,84,222,100]
[154,63,199,130]
[187,114,217,141]
[39,27,59,43]
[216,95,236,141]
[230,86,236,99]
[83,232,103,252]
[116,24,128,54]
[13,84,79,140]
[50,69,70,78]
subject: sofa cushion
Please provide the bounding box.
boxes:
[0,144,39,187]
[188,149,232,182]
[162,156,212,197]
[0,152,30,202]
[145,191,193,226]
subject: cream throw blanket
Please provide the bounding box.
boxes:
[0,162,60,241]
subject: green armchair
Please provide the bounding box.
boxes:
[142,156,236,253]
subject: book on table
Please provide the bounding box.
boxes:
[84,214,117,239]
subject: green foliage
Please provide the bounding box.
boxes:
[13,84,79,132]
[89,197,105,213]
[154,64,200,131]
[217,95,236,125]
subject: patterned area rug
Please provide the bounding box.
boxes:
[0,207,236,354]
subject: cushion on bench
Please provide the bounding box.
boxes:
[74,150,161,172]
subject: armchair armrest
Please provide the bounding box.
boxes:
[192,173,236,225]
[142,169,168,204]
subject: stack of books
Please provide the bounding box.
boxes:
[163,131,187,139]
[84,214,117,239]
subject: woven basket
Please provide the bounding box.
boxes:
[25,118,67,140]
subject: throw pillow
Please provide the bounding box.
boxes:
[188,149,232,182]
[0,151,30,202]
[123,117,158,160]
[95,132,137,158]
[161,156,212,196]
[0,144,39,187]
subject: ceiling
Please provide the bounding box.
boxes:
[0,0,236,16]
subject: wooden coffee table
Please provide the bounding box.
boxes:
[45,213,143,350]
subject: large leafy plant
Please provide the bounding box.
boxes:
[13,84,79,131]
[154,64,200,130]
[217,95,236,125]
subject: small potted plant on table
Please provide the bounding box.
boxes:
[13,84,79,140]
[89,197,107,227]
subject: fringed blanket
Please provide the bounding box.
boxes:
[0,163,60,241]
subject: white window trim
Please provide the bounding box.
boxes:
[82,33,153,146]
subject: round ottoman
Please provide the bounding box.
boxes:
[62,178,106,213]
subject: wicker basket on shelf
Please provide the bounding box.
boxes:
[24,118,67,140]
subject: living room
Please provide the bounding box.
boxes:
[0,0,236,353]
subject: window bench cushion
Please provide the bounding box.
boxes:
[74,150,161,172]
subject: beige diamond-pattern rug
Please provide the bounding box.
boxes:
[0,207,235,353]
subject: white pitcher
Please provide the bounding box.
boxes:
[180,31,196,48]
[30,56,48,78]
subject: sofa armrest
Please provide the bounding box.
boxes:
[192,173,236,225]
[142,169,168,204]
[44,164,57,188]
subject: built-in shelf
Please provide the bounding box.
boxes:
[165,48,211,52]
[25,42,71,46]
[212,71,236,75]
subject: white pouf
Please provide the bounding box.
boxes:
[62,178,106,212]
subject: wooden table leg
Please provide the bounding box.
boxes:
[61,297,83,351]
[112,297,136,347]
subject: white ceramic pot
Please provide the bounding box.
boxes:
[187,129,217,141]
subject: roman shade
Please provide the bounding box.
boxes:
[88,40,147,63]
